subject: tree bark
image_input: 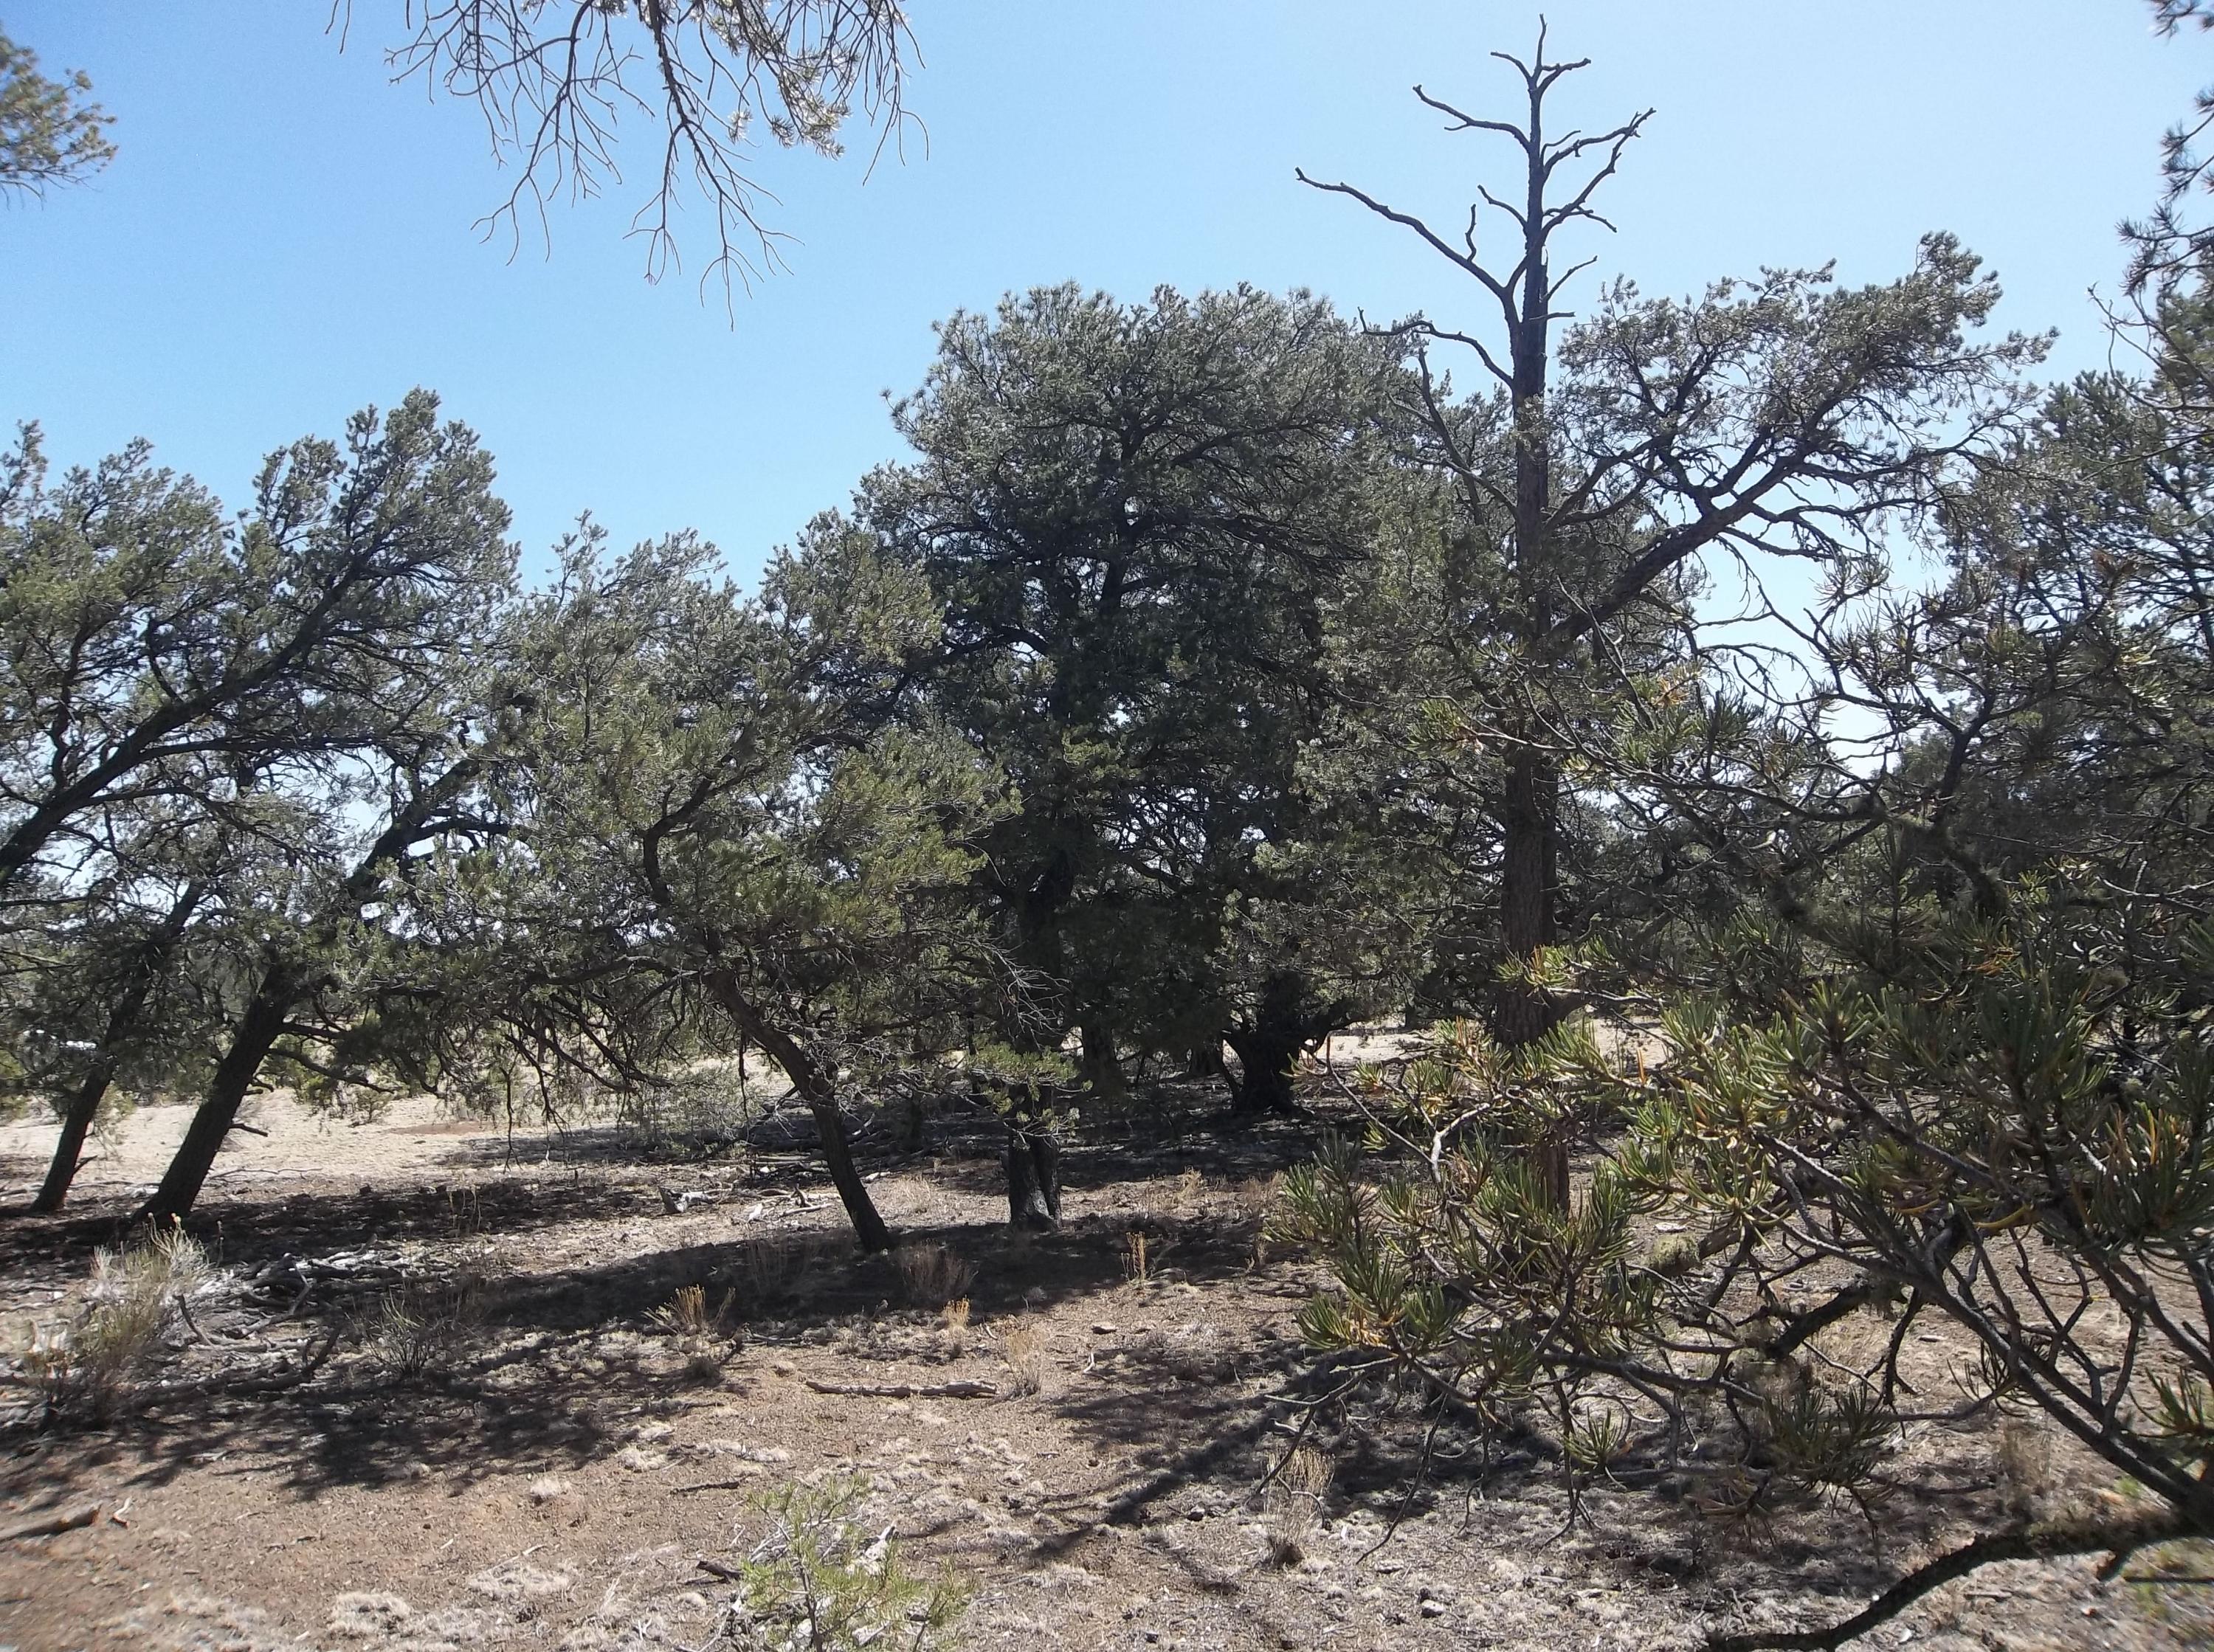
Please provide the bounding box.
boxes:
[1224,1028,1301,1116]
[1078,1017,1126,1102]
[1497,747,1568,1203]
[1223,971,1333,1117]
[32,880,206,1214]
[702,967,892,1251]
[137,972,294,1225]
[1004,1120,1062,1230]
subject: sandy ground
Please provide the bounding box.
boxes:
[0,1064,2208,1652]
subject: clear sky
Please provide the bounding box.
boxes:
[1,3,2205,584]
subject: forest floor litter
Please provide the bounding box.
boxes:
[1,1065,2209,1652]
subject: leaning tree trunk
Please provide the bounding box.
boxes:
[32,879,207,1213]
[138,975,294,1224]
[35,1066,120,1215]
[703,969,892,1251]
[1004,1115,1063,1231]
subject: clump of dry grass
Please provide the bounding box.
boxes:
[737,1232,843,1304]
[1121,1229,1152,1287]
[20,1223,210,1421]
[354,1279,483,1383]
[1235,1173,1282,1268]
[651,1282,740,1379]
[941,1297,971,1333]
[1231,1172,1280,1215]
[1261,1442,1333,1566]
[894,1241,976,1310]
[999,1321,1047,1396]
[1998,1418,2056,1518]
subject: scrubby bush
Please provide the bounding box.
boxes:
[712,1476,967,1651]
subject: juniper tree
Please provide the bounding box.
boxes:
[866,284,1402,1114]
[130,398,522,1221]
[0,393,520,1221]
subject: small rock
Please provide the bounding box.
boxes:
[1419,1599,1447,1619]
[1091,1322,1117,1335]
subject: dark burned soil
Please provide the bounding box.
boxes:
[1,1071,2210,1652]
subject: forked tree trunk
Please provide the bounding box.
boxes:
[1222,971,1328,1118]
[1004,1119,1063,1231]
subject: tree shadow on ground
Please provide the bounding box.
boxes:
[0,1196,1286,1517]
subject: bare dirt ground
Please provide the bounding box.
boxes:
[1,1057,2210,1652]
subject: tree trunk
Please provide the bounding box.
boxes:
[1004,1121,1062,1231]
[703,967,892,1251]
[1223,970,1325,1117]
[137,975,293,1225]
[1497,746,1569,1205]
[1078,1017,1125,1102]
[34,1068,116,1215]
[1224,1029,1300,1116]
[32,879,207,1214]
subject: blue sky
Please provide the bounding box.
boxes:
[1,3,2204,584]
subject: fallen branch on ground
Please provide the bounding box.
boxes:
[1,1504,101,1543]
[802,1378,996,1400]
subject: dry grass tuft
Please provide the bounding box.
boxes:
[999,1320,1047,1396]
[650,1282,740,1378]
[737,1232,843,1304]
[941,1297,971,1333]
[1121,1229,1152,1287]
[894,1241,976,1310]
[354,1279,483,1383]
[21,1223,210,1421]
[1261,1441,1333,1566]
[1998,1418,2056,1518]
